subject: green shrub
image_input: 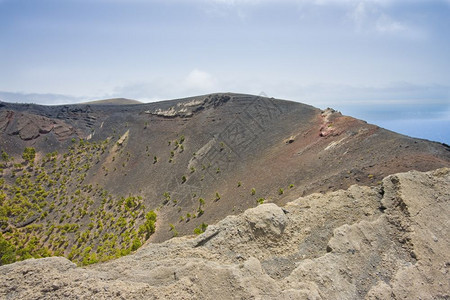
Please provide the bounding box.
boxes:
[0,233,16,265]
[124,196,137,210]
[1,151,10,162]
[193,223,208,235]
[143,211,157,237]
[131,237,141,251]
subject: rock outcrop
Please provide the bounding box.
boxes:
[0,110,75,141]
[1,168,448,299]
[147,94,231,118]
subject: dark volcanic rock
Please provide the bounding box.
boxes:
[1,110,75,142]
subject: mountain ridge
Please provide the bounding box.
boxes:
[80,98,143,105]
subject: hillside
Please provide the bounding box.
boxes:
[81,98,142,105]
[1,168,449,299]
[0,93,449,267]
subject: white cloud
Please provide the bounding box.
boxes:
[206,0,442,4]
[375,14,405,33]
[202,0,434,38]
[350,2,369,31]
[345,1,418,36]
[202,0,417,35]
[105,70,219,102]
[183,69,217,92]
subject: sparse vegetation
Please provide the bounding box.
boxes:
[1,151,10,162]
[0,141,157,266]
[163,192,171,204]
[197,198,205,216]
[169,223,178,237]
[22,147,36,164]
[193,222,208,235]
[251,188,256,195]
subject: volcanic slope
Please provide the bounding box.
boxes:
[0,168,449,299]
[0,93,449,264]
[81,98,142,105]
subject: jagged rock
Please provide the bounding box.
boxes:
[148,94,231,118]
[1,168,448,299]
[53,124,75,141]
[0,111,14,131]
[1,111,75,141]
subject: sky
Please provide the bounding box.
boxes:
[0,0,449,143]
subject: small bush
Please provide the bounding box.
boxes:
[143,211,157,238]
[22,147,36,164]
[193,222,208,235]
[1,151,10,162]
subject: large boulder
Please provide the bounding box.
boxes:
[244,203,287,239]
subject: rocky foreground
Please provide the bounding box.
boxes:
[1,168,449,299]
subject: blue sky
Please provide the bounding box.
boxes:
[0,0,449,143]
